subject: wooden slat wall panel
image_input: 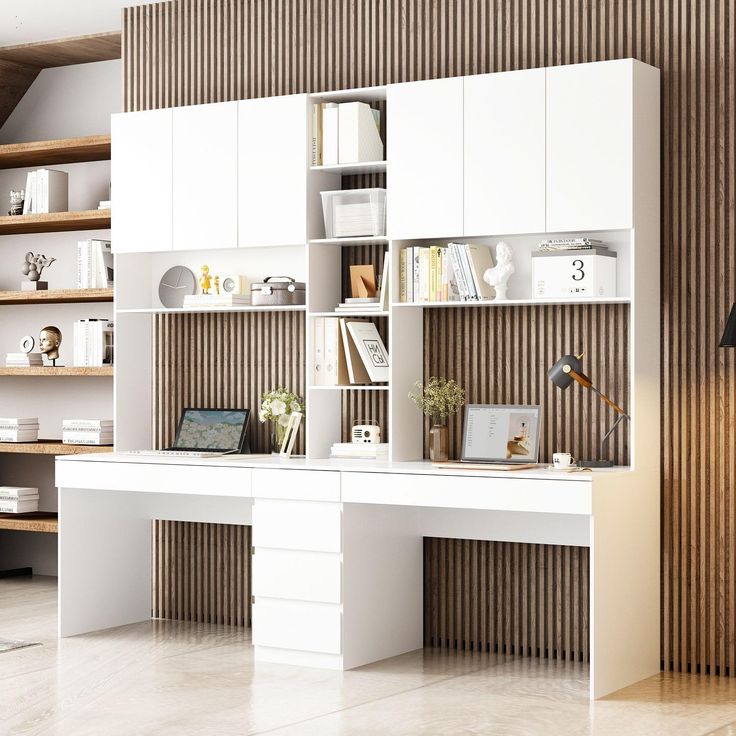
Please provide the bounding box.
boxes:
[152,311,306,454]
[424,539,589,662]
[152,520,251,626]
[127,0,736,677]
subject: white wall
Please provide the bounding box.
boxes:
[0,60,120,576]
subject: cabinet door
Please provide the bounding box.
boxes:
[387,77,463,239]
[546,60,633,232]
[173,101,237,250]
[464,70,545,236]
[111,109,172,253]
[238,94,307,247]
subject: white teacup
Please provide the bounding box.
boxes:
[552,452,575,469]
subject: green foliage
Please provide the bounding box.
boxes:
[408,377,465,421]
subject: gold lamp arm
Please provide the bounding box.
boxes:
[564,366,629,418]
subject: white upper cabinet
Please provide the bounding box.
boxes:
[387,77,464,240]
[238,94,308,247]
[464,69,546,236]
[546,60,634,232]
[173,101,238,250]
[112,108,173,253]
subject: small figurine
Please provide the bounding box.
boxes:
[8,189,24,216]
[21,252,56,291]
[39,325,62,367]
[214,275,220,295]
[200,265,212,294]
[483,241,515,301]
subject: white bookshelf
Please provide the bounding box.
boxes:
[310,161,386,175]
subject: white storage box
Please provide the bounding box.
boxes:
[321,188,386,239]
[532,248,617,298]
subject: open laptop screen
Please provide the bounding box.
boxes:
[172,409,250,451]
[460,405,541,463]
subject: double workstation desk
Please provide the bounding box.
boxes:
[55,453,659,699]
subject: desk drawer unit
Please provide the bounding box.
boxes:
[253,548,341,603]
[252,468,340,501]
[253,598,342,654]
[253,498,341,552]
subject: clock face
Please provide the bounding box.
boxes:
[158,266,197,308]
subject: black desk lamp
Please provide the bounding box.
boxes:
[720,304,736,347]
[547,353,630,468]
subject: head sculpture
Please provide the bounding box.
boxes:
[39,325,62,362]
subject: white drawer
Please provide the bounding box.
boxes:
[253,548,341,603]
[253,498,341,552]
[252,468,340,501]
[253,598,341,654]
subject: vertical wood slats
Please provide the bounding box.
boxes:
[424,539,589,662]
[126,0,736,678]
[152,520,252,626]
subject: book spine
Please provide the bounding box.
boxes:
[430,246,439,302]
[323,317,339,386]
[311,103,321,165]
[460,244,478,299]
[0,503,38,513]
[313,317,325,385]
[448,245,468,299]
[399,249,407,302]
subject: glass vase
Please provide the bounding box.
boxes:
[429,418,449,463]
[272,421,287,454]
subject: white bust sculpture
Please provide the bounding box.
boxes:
[483,241,515,301]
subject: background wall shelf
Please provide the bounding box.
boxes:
[309,237,388,246]
[0,209,111,235]
[392,297,633,308]
[0,366,113,377]
[0,440,111,455]
[0,288,113,305]
[116,305,306,315]
[0,135,111,170]
[311,161,386,175]
[0,512,58,534]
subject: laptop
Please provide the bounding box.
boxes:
[459,404,541,469]
[121,408,250,458]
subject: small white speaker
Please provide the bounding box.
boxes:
[221,274,247,296]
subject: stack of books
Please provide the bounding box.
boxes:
[5,352,43,367]
[538,237,608,252]
[77,239,114,288]
[22,169,68,214]
[334,201,386,237]
[62,419,114,446]
[0,418,39,443]
[0,487,39,514]
[311,101,383,165]
[334,297,383,314]
[330,442,389,460]
[399,243,495,302]
[183,294,251,309]
[74,319,114,366]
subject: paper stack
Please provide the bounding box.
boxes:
[0,487,39,514]
[62,419,114,446]
[334,297,382,314]
[5,352,43,367]
[183,294,251,309]
[22,169,69,214]
[334,201,385,237]
[0,418,39,443]
[330,442,389,460]
[73,319,114,366]
[77,240,114,288]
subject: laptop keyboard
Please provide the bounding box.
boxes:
[119,450,225,458]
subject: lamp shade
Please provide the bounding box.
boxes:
[547,354,583,389]
[721,303,736,347]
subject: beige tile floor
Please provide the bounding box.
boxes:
[2,576,736,735]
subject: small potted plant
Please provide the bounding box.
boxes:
[259,387,305,453]
[408,377,465,462]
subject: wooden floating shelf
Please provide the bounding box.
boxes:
[0,440,112,455]
[311,160,386,175]
[0,209,111,235]
[117,305,306,315]
[0,366,113,377]
[0,135,111,170]
[0,512,58,534]
[0,287,113,305]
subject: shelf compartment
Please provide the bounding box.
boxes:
[309,311,389,318]
[392,297,632,308]
[0,366,113,377]
[309,237,388,247]
[0,512,58,534]
[309,385,389,391]
[0,287,113,305]
[0,440,112,455]
[309,85,387,103]
[0,135,111,170]
[116,305,307,315]
[311,160,386,175]
[0,209,111,235]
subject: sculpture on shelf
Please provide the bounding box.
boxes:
[199,265,212,294]
[214,275,220,295]
[22,252,56,291]
[8,189,24,216]
[39,325,62,367]
[482,241,515,301]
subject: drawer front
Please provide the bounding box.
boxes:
[253,498,341,552]
[253,598,341,654]
[253,548,341,603]
[252,468,340,501]
[341,471,592,515]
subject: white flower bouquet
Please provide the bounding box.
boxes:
[259,387,305,451]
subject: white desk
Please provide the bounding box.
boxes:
[55,453,659,699]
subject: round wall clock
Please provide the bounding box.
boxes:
[158,266,197,308]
